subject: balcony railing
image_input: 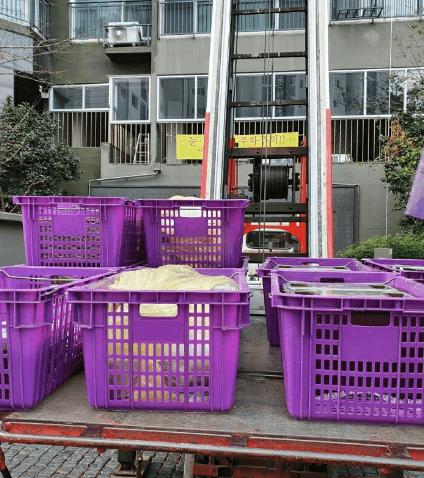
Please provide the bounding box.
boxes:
[159,0,305,36]
[69,0,152,40]
[0,0,50,37]
[332,0,423,20]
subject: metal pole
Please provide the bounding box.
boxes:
[307,0,319,256]
[308,0,330,257]
[200,0,232,199]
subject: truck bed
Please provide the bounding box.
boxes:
[0,316,424,471]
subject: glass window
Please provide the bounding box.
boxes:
[51,85,109,111]
[246,230,298,251]
[330,72,364,116]
[235,74,273,118]
[111,78,149,122]
[52,87,83,110]
[275,73,306,117]
[197,77,208,118]
[85,85,109,109]
[159,77,195,120]
[366,71,389,115]
[389,70,405,112]
[407,69,424,112]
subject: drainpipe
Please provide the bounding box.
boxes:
[88,167,161,197]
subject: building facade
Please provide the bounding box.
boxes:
[0,0,50,108]
[8,0,424,249]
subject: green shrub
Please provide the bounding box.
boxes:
[0,98,81,212]
[337,232,424,260]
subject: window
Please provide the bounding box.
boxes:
[111,77,150,123]
[85,85,109,109]
[330,72,364,116]
[51,84,109,111]
[235,74,273,119]
[275,73,306,117]
[366,70,389,115]
[197,77,207,118]
[52,87,83,110]
[407,69,424,112]
[158,76,208,121]
[245,230,298,252]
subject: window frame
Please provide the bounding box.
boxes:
[157,74,208,122]
[330,68,413,119]
[50,83,110,112]
[109,75,151,124]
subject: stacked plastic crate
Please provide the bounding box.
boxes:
[261,257,424,425]
[257,257,371,346]
[0,196,139,409]
[67,198,251,411]
[363,258,424,284]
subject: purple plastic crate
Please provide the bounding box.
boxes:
[67,268,250,411]
[270,269,424,425]
[363,259,424,283]
[13,196,138,268]
[0,266,116,410]
[257,258,372,346]
[135,199,248,268]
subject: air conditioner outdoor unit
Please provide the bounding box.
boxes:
[106,22,143,45]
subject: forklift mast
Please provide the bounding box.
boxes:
[200,0,333,259]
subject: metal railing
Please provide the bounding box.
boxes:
[332,0,423,19]
[159,0,304,36]
[53,112,109,148]
[110,123,150,164]
[37,0,50,36]
[332,118,390,162]
[69,0,152,40]
[158,122,205,164]
[53,116,389,164]
[0,0,50,37]
[157,119,389,163]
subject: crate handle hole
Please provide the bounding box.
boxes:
[351,311,390,327]
[319,278,345,283]
[139,304,178,317]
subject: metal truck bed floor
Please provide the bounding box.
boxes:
[1,317,424,470]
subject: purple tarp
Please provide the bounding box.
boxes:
[406,149,424,219]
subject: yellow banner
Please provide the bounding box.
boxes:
[176,135,204,160]
[234,132,299,148]
[176,132,299,160]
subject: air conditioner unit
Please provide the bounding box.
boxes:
[106,22,143,45]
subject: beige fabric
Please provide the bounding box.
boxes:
[109,265,237,291]
[108,265,237,316]
[168,195,200,200]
